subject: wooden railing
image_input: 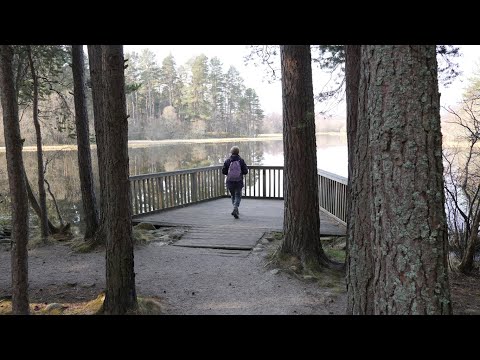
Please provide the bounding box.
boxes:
[130,165,348,224]
[317,169,348,225]
[129,166,225,216]
[243,166,284,199]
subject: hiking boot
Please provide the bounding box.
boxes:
[232,206,239,219]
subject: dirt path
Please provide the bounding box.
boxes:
[2,234,479,315]
[0,235,347,315]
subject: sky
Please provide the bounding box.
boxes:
[124,45,480,118]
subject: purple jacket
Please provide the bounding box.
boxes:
[222,155,248,189]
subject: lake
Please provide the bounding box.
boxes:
[0,134,348,229]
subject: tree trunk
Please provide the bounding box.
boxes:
[132,99,135,125]
[27,46,49,240]
[345,45,375,314]
[458,210,480,273]
[365,45,451,314]
[101,45,138,314]
[24,173,59,234]
[44,178,64,227]
[72,45,99,240]
[135,92,138,128]
[88,45,107,244]
[278,45,330,268]
[0,45,30,314]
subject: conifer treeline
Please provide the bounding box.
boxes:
[0,47,265,146]
[124,49,265,140]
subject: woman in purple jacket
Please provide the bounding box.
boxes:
[222,146,248,219]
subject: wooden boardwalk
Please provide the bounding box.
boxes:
[133,198,346,251]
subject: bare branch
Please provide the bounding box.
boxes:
[44,178,64,227]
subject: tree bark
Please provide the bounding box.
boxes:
[0,45,30,314]
[345,45,375,314]
[88,45,107,244]
[365,45,451,314]
[72,45,99,239]
[101,45,138,314]
[27,46,49,240]
[278,45,330,268]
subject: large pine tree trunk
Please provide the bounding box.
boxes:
[72,45,99,240]
[27,46,49,240]
[345,45,375,314]
[365,45,451,314]
[101,45,138,314]
[278,45,330,268]
[88,45,107,244]
[0,45,30,314]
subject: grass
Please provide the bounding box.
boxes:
[0,293,163,315]
[69,225,188,253]
[70,237,100,253]
[263,231,346,293]
[324,247,346,263]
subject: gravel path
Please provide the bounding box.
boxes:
[0,236,347,315]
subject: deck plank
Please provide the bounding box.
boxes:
[133,198,346,238]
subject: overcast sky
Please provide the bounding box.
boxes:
[124,45,480,117]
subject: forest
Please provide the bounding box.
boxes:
[125,50,265,139]
[0,46,266,148]
[1,45,480,315]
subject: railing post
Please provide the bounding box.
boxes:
[262,168,266,197]
[142,179,147,213]
[335,182,339,220]
[191,172,197,202]
[172,175,177,206]
[133,180,139,215]
[179,174,184,205]
[158,177,164,209]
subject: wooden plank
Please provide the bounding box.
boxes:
[133,198,346,236]
[173,226,265,250]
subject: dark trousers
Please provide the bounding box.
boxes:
[229,186,242,207]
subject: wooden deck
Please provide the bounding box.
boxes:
[133,198,346,251]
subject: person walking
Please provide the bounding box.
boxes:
[222,146,248,219]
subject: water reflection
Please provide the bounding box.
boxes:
[0,135,348,229]
[128,141,268,175]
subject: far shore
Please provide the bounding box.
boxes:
[1,133,472,153]
[0,132,347,153]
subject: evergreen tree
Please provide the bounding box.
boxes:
[224,66,245,134]
[101,45,138,314]
[348,45,452,314]
[207,57,226,133]
[184,54,210,123]
[279,45,332,269]
[159,54,183,111]
[72,45,99,240]
[0,44,30,315]
[124,51,143,138]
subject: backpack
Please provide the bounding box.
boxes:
[227,159,243,181]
